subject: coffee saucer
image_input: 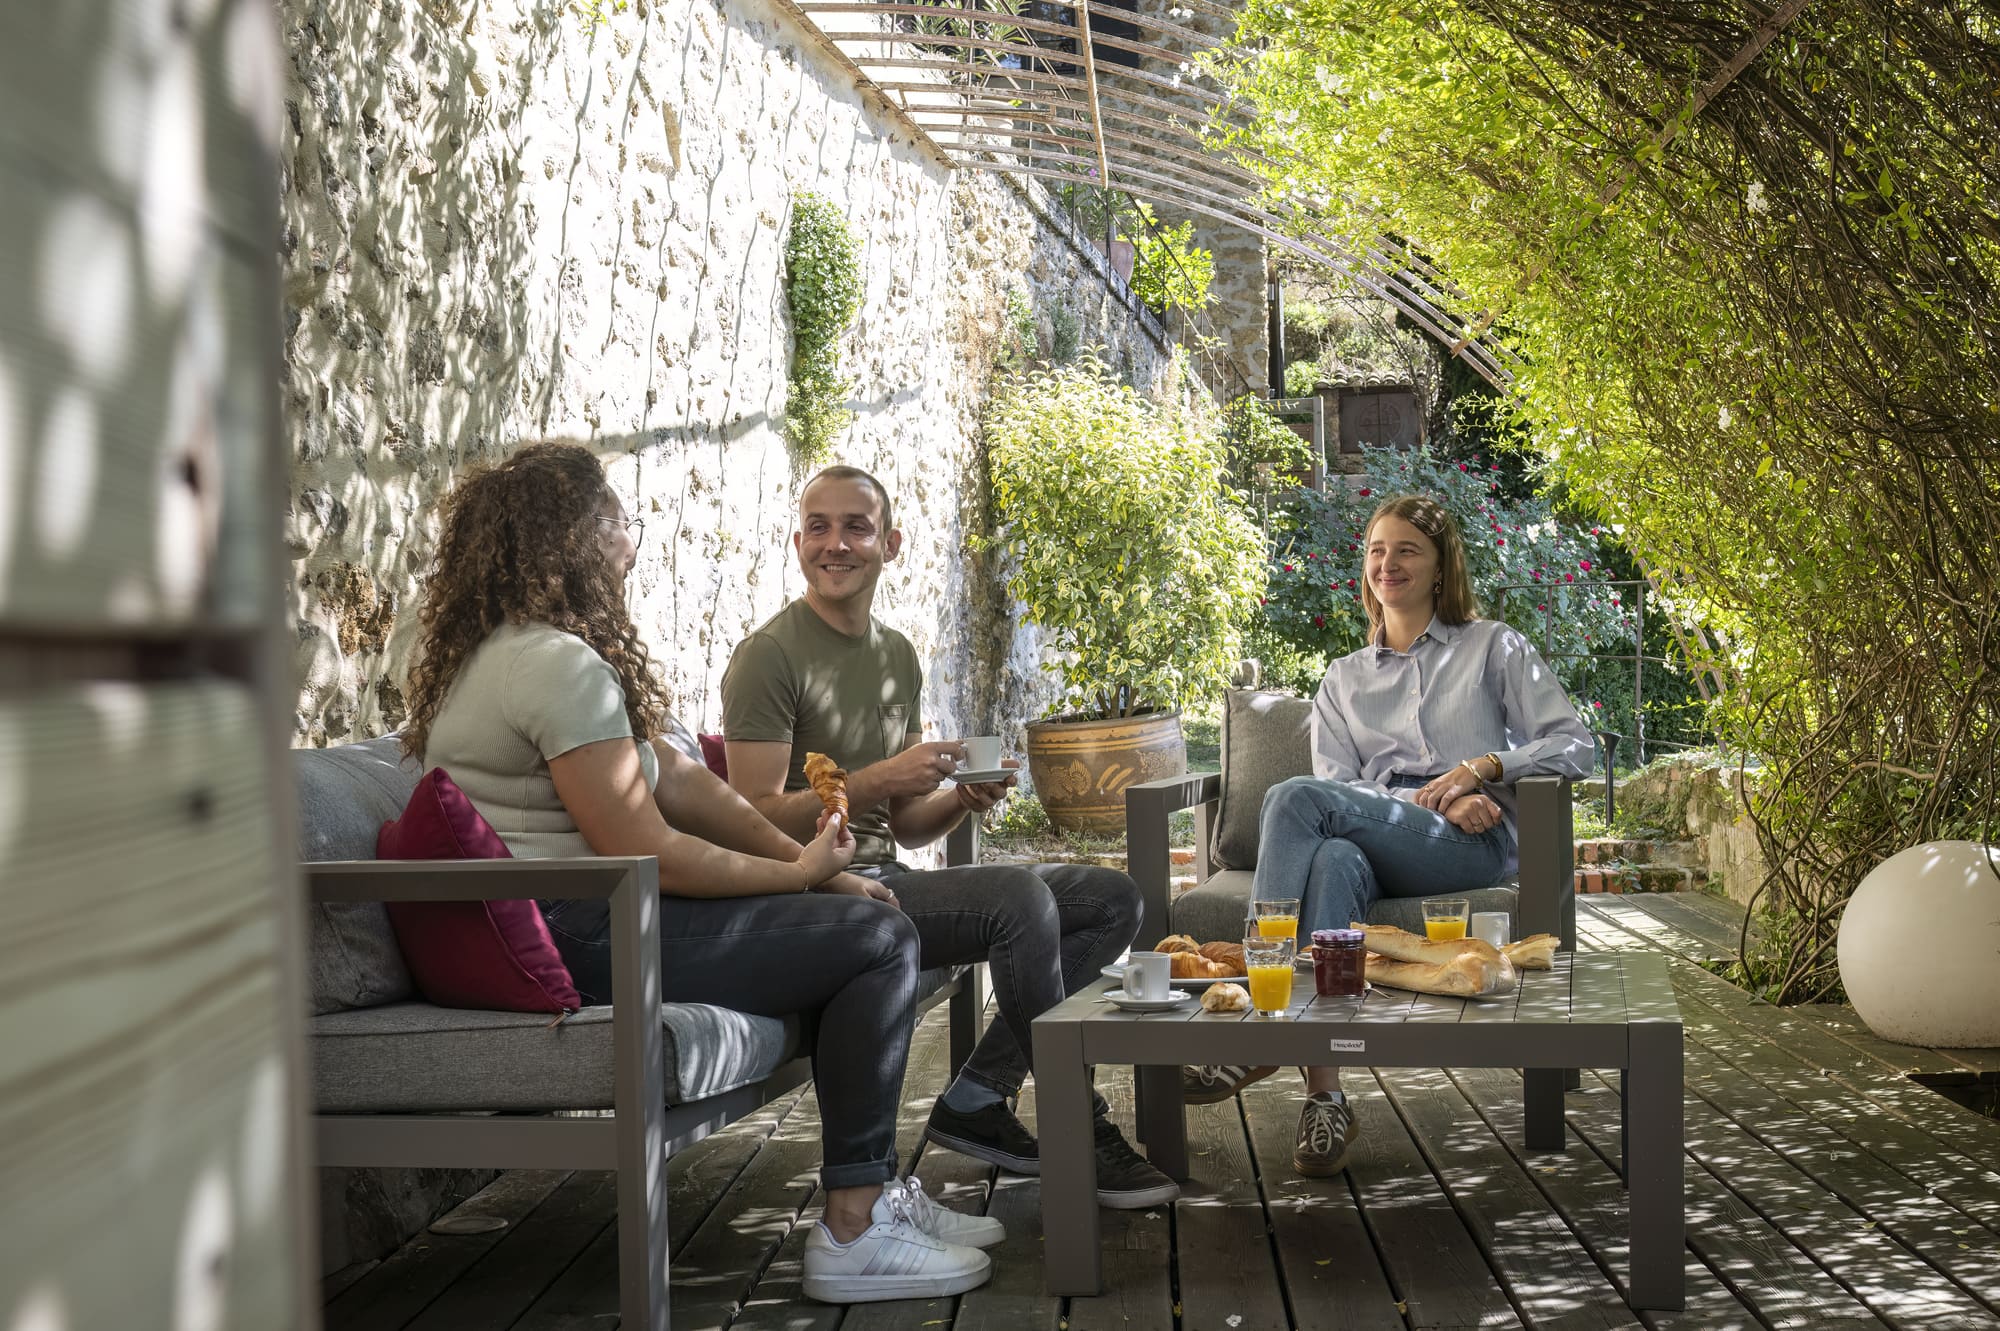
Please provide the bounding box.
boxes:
[1101,989,1194,1012]
[947,768,1014,785]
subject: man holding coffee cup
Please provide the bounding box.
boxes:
[721,465,1177,1210]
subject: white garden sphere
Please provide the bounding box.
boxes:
[1837,840,2000,1047]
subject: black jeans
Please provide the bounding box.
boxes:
[861,860,1142,1099]
[541,891,919,1191]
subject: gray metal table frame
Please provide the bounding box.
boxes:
[1031,950,1685,1311]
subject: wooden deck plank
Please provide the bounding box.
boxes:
[1446,1064,1762,1331]
[1238,1074,1405,1331]
[1171,1097,1293,1331]
[1054,1065,1177,1331]
[508,1091,804,1330]
[1677,1031,2000,1317]
[404,1172,618,1331]
[1616,895,1742,963]
[322,1170,570,1331]
[1382,1062,1642,1330]
[1561,1070,1890,1330]
[1340,1072,1525,1330]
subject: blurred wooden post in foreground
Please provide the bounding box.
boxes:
[0,3,313,1328]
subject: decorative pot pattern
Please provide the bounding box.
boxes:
[1025,710,1186,834]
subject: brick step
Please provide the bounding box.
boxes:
[1574,836,1701,867]
[1573,862,1707,895]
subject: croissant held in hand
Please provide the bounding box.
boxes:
[802,752,849,823]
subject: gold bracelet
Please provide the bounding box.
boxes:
[1483,752,1505,783]
[1456,760,1485,789]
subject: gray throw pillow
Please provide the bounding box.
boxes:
[1211,689,1313,871]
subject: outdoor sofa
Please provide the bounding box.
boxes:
[1126,688,1577,950]
[298,735,984,1331]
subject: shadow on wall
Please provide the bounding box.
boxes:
[284,0,561,744]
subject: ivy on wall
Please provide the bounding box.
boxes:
[782,192,864,460]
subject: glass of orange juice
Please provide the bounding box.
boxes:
[1253,897,1301,943]
[1422,897,1470,941]
[1244,934,1297,1015]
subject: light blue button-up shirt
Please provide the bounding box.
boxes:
[1311,616,1595,871]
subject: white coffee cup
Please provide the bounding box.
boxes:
[961,735,1002,771]
[1123,950,1171,1002]
[1471,911,1511,948]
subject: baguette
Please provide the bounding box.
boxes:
[1354,922,1504,968]
[1366,949,1514,998]
[1503,933,1558,970]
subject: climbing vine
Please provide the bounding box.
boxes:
[782,192,864,460]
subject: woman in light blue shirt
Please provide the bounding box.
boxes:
[1212,494,1593,1178]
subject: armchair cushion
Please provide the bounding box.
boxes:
[377,768,581,1014]
[297,735,420,1014]
[1212,690,1314,871]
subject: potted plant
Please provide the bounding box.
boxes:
[985,352,1267,832]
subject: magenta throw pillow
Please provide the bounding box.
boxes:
[378,768,580,1013]
[699,733,730,780]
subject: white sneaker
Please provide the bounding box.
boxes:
[802,1184,994,1303]
[893,1174,1006,1249]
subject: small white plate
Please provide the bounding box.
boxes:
[947,767,1015,785]
[1102,990,1194,1012]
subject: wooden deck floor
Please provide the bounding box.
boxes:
[323,893,2000,1331]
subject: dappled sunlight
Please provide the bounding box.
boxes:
[6,1287,65,1331]
[173,1167,233,1331]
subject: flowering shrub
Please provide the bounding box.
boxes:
[1254,444,1634,720]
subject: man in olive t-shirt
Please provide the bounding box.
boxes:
[720,466,1177,1210]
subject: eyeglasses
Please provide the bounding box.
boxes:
[596,515,644,543]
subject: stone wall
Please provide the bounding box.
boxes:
[1618,754,1771,908]
[280,0,1195,759]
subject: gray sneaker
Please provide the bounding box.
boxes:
[1293,1092,1357,1177]
[1181,1063,1278,1105]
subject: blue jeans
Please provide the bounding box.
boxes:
[1251,776,1510,936]
[541,891,919,1191]
[864,860,1141,1101]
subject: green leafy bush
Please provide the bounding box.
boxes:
[782,193,864,460]
[986,353,1267,719]
[1127,202,1215,314]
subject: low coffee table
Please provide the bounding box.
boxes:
[1031,951,1685,1310]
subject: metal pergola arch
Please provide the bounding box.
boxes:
[777,0,1521,387]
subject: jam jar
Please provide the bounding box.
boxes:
[1311,928,1366,997]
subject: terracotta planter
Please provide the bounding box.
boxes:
[1025,708,1186,834]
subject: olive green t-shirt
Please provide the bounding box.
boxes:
[720,598,923,865]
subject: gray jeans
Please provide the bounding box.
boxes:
[861,860,1141,1099]
[541,891,920,1191]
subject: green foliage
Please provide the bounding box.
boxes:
[985,353,1268,720]
[1254,446,1630,719]
[1127,202,1215,314]
[996,287,1039,373]
[1205,0,2000,1003]
[569,0,626,25]
[1046,301,1082,365]
[1283,360,1319,397]
[1222,395,1317,486]
[782,193,864,460]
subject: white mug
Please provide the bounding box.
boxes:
[1124,951,1171,1002]
[1471,911,1511,948]
[961,735,1002,771]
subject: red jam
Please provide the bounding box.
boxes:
[1311,928,1366,997]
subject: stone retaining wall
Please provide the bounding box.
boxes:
[281,0,1197,755]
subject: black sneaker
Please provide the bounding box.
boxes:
[1092,1116,1180,1209]
[925,1099,1040,1175]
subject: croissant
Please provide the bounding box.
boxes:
[1170,951,1238,980]
[1156,934,1202,955]
[1197,941,1246,972]
[802,752,849,822]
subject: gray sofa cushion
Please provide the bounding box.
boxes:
[297,735,423,1014]
[312,1001,801,1112]
[1211,690,1313,871]
[315,965,966,1112]
[1172,868,1523,945]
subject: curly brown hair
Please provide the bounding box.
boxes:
[401,441,672,760]
[1359,494,1483,641]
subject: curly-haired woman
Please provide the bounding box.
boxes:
[404,441,998,1302]
[1186,495,1592,1180]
